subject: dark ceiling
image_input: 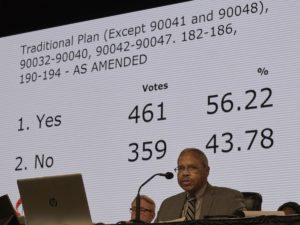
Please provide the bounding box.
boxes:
[0,0,190,38]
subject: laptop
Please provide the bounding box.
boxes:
[0,195,21,225]
[17,173,93,225]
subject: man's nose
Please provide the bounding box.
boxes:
[181,168,191,175]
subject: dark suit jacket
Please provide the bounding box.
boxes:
[155,183,245,222]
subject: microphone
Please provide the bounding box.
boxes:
[133,172,174,223]
[159,172,174,179]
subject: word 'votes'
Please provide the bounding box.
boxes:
[142,83,168,92]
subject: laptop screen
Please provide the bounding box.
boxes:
[0,195,20,225]
[17,174,93,225]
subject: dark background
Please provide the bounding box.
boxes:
[0,0,191,38]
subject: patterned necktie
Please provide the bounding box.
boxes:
[185,195,196,221]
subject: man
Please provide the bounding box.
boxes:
[155,148,245,222]
[130,195,156,223]
[278,202,300,215]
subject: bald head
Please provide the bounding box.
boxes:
[178,148,209,167]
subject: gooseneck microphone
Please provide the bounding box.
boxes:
[132,172,174,223]
[161,172,174,180]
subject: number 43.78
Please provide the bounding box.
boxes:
[206,128,274,153]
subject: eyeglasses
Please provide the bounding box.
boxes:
[130,207,153,213]
[174,165,201,174]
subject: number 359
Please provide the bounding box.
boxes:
[128,140,167,162]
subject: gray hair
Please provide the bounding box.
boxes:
[132,194,156,211]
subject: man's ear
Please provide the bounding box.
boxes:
[151,212,156,221]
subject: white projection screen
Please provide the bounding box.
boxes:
[1,0,300,223]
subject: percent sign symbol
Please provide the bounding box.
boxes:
[257,67,269,75]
